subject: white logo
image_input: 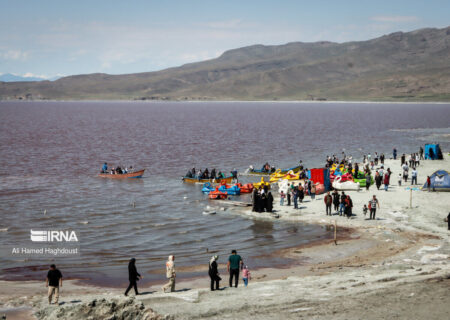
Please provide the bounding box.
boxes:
[30,230,78,242]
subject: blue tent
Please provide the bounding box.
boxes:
[423,170,450,191]
[424,144,442,160]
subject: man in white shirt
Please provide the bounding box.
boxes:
[411,168,418,185]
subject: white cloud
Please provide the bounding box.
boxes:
[23,72,47,78]
[0,49,29,60]
[370,16,420,23]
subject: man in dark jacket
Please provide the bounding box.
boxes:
[46,264,62,304]
[324,192,332,216]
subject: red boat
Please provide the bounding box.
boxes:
[98,169,145,179]
[235,183,253,193]
[208,187,228,200]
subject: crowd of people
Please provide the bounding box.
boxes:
[251,186,274,212]
[100,162,134,174]
[185,167,237,180]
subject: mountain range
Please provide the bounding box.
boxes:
[1,26,449,101]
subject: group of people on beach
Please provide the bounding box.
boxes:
[251,186,274,212]
[323,191,354,218]
[101,162,134,174]
[123,250,250,296]
[280,179,317,209]
[44,250,252,305]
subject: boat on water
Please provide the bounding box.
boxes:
[98,169,145,179]
[208,188,228,200]
[246,164,301,176]
[182,176,233,184]
[235,183,253,193]
[253,177,271,190]
[219,184,241,195]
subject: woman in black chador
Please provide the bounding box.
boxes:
[125,258,142,296]
[208,255,221,291]
[266,192,274,212]
[252,189,258,212]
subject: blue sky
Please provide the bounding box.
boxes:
[1,0,449,79]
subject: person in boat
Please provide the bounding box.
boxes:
[111,168,116,174]
[101,162,108,173]
[191,168,196,177]
[231,168,238,182]
[186,170,193,178]
[197,169,203,180]
[116,166,123,174]
[123,167,128,174]
[217,171,224,179]
[204,168,209,179]
[210,168,216,179]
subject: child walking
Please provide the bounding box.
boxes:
[363,204,368,217]
[242,265,251,287]
[280,191,285,206]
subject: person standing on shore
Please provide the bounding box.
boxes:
[369,195,380,220]
[375,172,382,190]
[365,174,371,191]
[287,183,291,206]
[293,187,299,209]
[383,173,390,191]
[403,163,409,183]
[420,146,424,160]
[426,176,432,192]
[411,168,418,185]
[393,148,397,160]
[332,190,340,213]
[310,183,316,200]
[279,190,285,206]
[162,255,176,293]
[398,173,402,186]
[344,195,353,219]
[208,255,221,291]
[401,154,406,165]
[339,192,346,216]
[298,185,305,203]
[242,266,251,287]
[324,192,332,216]
[227,250,243,288]
[46,264,62,305]
[266,192,274,212]
[125,258,142,296]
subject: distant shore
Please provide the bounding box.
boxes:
[1,99,450,104]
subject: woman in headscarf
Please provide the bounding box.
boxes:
[124,258,141,296]
[208,255,221,291]
[162,255,176,293]
[266,192,274,212]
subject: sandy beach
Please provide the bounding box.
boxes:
[1,156,449,320]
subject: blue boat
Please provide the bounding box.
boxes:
[201,182,215,194]
[219,184,240,195]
